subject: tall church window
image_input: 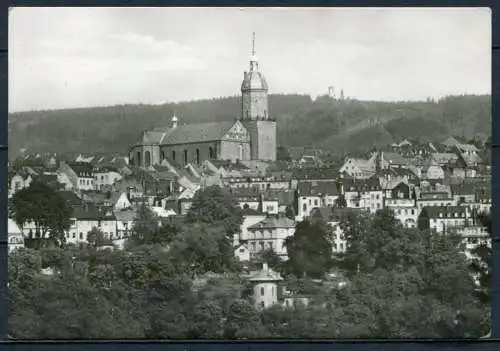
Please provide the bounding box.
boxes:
[145,151,151,167]
[183,150,188,165]
[239,144,243,160]
[137,152,141,166]
[196,149,200,165]
[209,147,214,159]
[172,150,176,161]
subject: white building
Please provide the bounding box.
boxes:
[93,167,122,191]
[59,162,95,192]
[8,172,32,198]
[418,205,470,234]
[8,219,24,253]
[246,215,296,260]
[248,263,283,310]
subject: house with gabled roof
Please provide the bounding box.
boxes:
[59,161,95,192]
[296,180,340,220]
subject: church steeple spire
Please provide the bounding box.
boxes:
[250,32,258,71]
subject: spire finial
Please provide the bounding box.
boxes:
[252,32,256,56]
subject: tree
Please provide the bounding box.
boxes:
[128,204,159,247]
[185,185,243,237]
[257,248,282,269]
[469,212,491,304]
[284,219,333,278]
[168,222,239,275]
[224,299,266,338]
[10,181,72,245]
[336,208,488,338]
[335,194,347,208]
[87,227,106,248]
[285,205,295,219]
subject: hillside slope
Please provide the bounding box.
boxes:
[8,94,491,158]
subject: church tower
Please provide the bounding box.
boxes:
[240,33,276,162]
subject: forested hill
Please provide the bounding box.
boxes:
[8,94,491,159]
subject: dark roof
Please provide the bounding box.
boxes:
[67,162,94,177]
[230,187,261,200]
[419,192,452,200]
[59,191,83,206]
[241,208,266,216]
[138,121,239,146]
[248,216,296,230]
[343,177,381,192]
[297,181,340,196]
[420,205,468,218]
[451,183,476,196]
[382,152,408,165]
[292,167,339,181]
[211,159,250,171]
[71,203,100,220]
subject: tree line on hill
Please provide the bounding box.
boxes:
[9,182,491,339]
[8,94,490,159]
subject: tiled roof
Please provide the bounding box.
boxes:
[248,216,296,230]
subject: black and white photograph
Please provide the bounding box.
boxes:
[7,7,492,339]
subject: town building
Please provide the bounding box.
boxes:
[245,215,296,260]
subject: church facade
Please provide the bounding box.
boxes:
[128,35,277,168]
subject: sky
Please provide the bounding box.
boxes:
[9,7,491,112]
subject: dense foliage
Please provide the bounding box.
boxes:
[9,196,489,339]
[9,181,73,244]
[9,94,490,158]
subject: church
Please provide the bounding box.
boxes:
[128,34,277,168]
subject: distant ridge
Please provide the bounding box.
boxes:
[8,94,491,159]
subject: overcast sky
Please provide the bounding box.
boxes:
[9,7,491,112]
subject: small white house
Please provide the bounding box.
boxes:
[8,219,24,253]
[248,263,283,310]
[234,243,251,262]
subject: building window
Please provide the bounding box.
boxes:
[260,287,265,296]
[172,150,176,161]
[72,232,76,238]
[183,150,188,165]
[145,151,152,167]
[314,199,318,206]
[161,151,165,160]
[196,148,200,165]
[79,233,83,240]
